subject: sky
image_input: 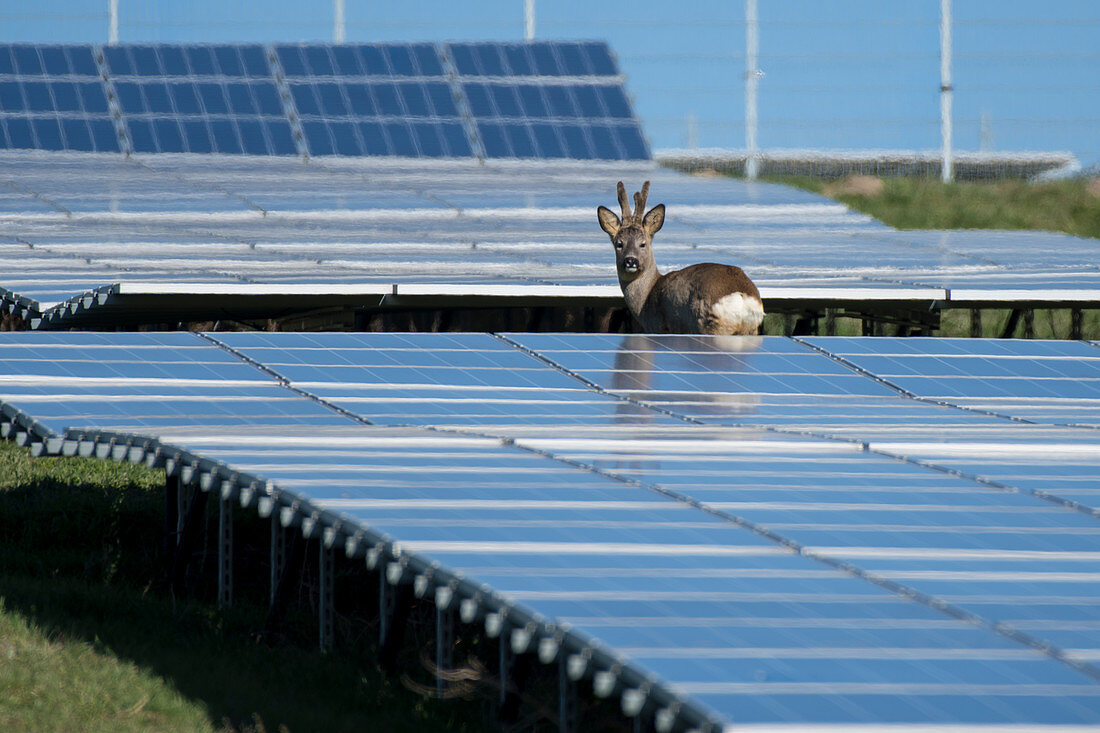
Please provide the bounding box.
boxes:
[4,0,1098,166]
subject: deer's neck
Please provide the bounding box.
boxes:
[619,266,661,318]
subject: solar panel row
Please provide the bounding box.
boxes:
[0,44,120,153]
[1,332,1098,731]
[0,42,648,160]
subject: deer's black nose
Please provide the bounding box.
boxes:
[623,256,639,271]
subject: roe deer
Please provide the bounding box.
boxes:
[597,181,764,335]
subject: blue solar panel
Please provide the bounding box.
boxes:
[277,44,474,158]
[448,41,646,160]
[0,42,647,159]
[0,44,119,152]
[3,331,1100,731]
[105,45,294,156]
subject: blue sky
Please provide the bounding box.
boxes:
[6,0,1098,165]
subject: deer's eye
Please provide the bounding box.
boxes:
[639,242,646,248]
[614,240,623,249]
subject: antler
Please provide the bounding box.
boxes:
[633,181,650,221]
[614,180,652,224]
[616,181,632,222]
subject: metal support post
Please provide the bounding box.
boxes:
[218,493,233,608]
[499,627,513,708]
[171,481,208,597]
[1071,308,1083,340]
[970,308,982,338]
[379,581,413,672]
[108,0,119,44]
[500,633,533,725]
[164,473,180,576]
[319,541,334,650]
[825,309,837,336]
[744,0,760,180]
[559,652,579,733]
[1023,309,1035,339]
[435,604,455,697]
[525,0,535,40]
[270,514,285,608]
[379,569,390,645]
[940,0,954,182]
[333,0,345,43]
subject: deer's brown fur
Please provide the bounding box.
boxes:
[597,181,764,335]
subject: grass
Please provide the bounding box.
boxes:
[754,175,1100,339]
[767,175,1100,239]
[0,439,486,732]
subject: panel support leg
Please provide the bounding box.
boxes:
[500,633,533,725]
[558,652,579,733]
[499,628,513,709]
[218,493,233,608]
[171,481,208,597]
[1023,309,1035,339]
[379,568,392,646]
[264,522,303,634]
[436,604,455,697]
[379,581,413,672]
[319,541,334,650]
[270,513,285,609]
[1071,308,1083,340]
[970,308,982,338]
[164,473,181,579]
[1000,309,1022,338]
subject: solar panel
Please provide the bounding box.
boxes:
[4,154,961,328]
[446,41,648,160]
[0,44,120,153]
[276,43,471,158]
[803,336,1100,424]
[105,44,296,156]
[0,332,352,434]
[3,331,1100,730]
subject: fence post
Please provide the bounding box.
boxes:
[744,0,760,180]
[108,0,119,44]
[334,0,345,42]
[940,0,954,182]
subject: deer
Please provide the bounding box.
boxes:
[597,181,764,335]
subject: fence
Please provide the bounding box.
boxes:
[4,0,1098,178]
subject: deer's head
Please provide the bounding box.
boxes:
[597,180,665,283]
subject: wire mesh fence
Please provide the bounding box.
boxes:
[3,0,1097,179]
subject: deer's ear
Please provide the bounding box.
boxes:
[597,205,621,237]
[643,204,665,234]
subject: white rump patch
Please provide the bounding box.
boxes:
[711,292,765,335]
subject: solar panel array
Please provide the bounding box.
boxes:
[0,41,648,160]
[2,332,1099,730]
[3,153,1097,329]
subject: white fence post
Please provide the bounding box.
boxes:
[108,0,119,44]
[525,0,535,41]
[744,0,760,180]
[334,0,346,43]
[940,0,954,182]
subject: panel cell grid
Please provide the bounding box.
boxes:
[108,44,294,156]
[448,40,647,160]
[276,43,470,159]
[0,44,119,153]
